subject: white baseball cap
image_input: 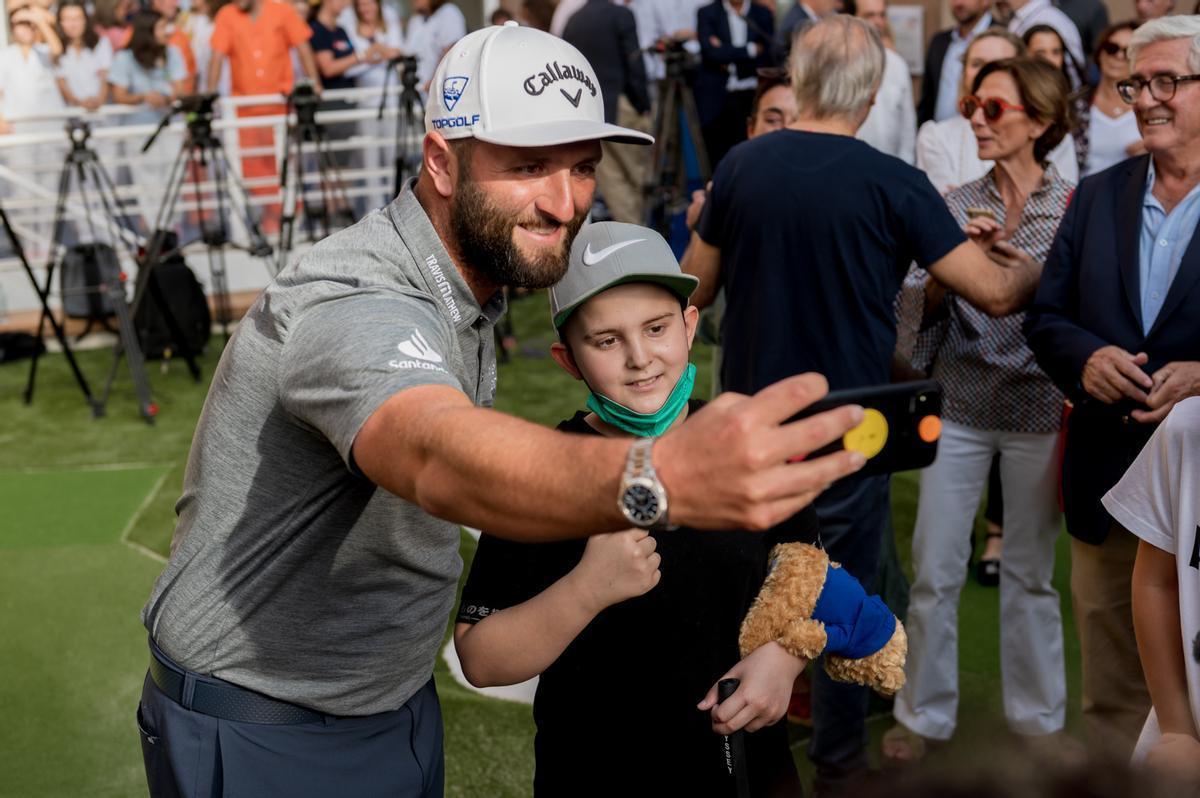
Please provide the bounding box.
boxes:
[425,22,654,148]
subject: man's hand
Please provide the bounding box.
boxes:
[1132,361,1200,423]
[1082,345,1152,404]
[655,373,866,531]
[568,529,661,614]
[697,642,806,734]
[1146,732,1200,783]
[144,91,169,109]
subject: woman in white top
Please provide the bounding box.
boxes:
[348,0,404,210]
[0,5,66,252]
[55,2,113,113]
[916,28,1079,195]
[853,0,917,164]
[0,5,66,129]
[1083,21,1144,177]
[404,0,467,93]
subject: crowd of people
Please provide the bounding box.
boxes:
[3,0,1196,796]
[0,0,472,131]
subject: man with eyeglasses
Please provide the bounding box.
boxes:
[1025,15,1200,762]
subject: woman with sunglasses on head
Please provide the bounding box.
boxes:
[1083,21,1145,176]
[887,56,1076,765]
[917,28,1080,195]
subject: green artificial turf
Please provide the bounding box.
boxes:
[0,290,1081,797]
[0,467,169,798]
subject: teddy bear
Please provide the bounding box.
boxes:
[739,542,907,696]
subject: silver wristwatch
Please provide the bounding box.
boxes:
[618,438,670,530]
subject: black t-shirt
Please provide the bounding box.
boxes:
[457,402,813,798]
[696,129,965,395]
[308,19,356,91]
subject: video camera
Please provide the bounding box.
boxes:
[287,82,322,128]
[649,35,697,76]
[391,54,420,89]
[175,93,219,117]
[65,117,92,146]
[142,93,220,152]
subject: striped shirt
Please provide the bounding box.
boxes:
[911,165,1073,433]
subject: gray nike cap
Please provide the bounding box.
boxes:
[550,222,700,328]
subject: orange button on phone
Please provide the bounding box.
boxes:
[918,415,942,443]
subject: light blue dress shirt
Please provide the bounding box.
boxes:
[109,46,187,127]
[1139,160,1200,334]
[934,13,992,123]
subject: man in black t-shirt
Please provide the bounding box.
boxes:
[682,15,1044,793]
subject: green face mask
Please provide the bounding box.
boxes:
[585,363,696,438]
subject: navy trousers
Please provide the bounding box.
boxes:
[137,648,444,798]
[807,474,891,794]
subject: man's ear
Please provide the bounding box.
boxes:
[550,340,584,380]
[423,132,456,199]
[683,304,700,349]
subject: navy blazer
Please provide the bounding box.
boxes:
[694,1,774,126]
[916,29,951,126]
[1025,154,1200,544]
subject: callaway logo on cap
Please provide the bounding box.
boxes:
[425,22,654,148]
[550,223,699,329]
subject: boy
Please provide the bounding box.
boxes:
[1103,397,1200,784]
[454,222,892,797]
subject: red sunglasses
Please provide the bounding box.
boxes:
[959,95,1026,121]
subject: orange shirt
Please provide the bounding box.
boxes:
[210,0,312,97]
[168,27,197,91]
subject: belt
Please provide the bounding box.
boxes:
[148,640,325,725]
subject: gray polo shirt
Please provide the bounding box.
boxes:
[142,182,504,716]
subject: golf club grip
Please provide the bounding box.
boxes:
[717,679,751,798]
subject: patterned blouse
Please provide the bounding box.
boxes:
[905,164,1073,434]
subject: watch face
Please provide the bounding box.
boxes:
[623,484,661,525]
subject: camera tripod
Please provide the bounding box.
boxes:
[378,54,424,197]
[1,199,99,415]
[20,119,156,422]
[277,84,356,273]
[644,44,710,238]
[138,93,273,344]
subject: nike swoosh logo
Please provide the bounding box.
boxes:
[561,88,583,107]
[582,239,645,266]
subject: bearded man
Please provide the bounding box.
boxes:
[134,23,870,798]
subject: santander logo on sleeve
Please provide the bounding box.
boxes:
[389,330,449,372]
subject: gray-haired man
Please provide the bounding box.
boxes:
[135,22,869,798]
[683,15,1042,793]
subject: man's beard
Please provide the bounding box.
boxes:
[449,172,587,291]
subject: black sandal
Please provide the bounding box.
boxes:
[975,531,1001,587]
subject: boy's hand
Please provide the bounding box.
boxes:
[1147,732,1200,783]
[571,529,661,613]
[697,642,806,734]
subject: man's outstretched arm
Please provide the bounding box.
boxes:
[353,374,866,541]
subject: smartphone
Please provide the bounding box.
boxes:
[789,380,943,477]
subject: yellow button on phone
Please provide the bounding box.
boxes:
[843,408,888,459]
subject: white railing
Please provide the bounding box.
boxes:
[0,86,421,318]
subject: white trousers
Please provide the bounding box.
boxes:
[893,420,1067,740]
